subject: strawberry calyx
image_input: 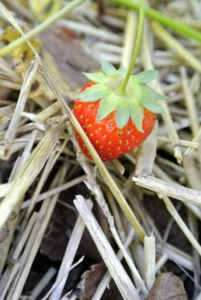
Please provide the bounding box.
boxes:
[76,62,166,132]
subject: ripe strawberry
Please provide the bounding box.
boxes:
[73,63,165,161]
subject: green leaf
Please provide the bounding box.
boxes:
[115,102,130,129]
[118,66,127,75]
[96,94,119,121]
[134,70,158,84]
[143,86,167,100]
[83,72,108,83]
[76,84,110,101]
[141,98,165,113]
[130,102,144,132]
[101,62,117,76]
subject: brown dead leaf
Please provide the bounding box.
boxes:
[78,262,106,300]
[40,25,100,98]
[29,24,100,100]
[147,273,188,300]
[78,261,123,300]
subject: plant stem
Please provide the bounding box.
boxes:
[107,0,201,43]
[118,0,145,95]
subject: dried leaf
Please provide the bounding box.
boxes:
[147,273,188,300]
[78,262,106,300]
[78,261,124,300]
[40,25,100,98]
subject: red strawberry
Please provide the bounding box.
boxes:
[73,63,165,161]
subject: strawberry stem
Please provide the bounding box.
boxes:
[118,0,145,95]
[109,0,201,43]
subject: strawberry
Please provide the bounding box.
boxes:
[73,63,165,161]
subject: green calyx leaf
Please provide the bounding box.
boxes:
[101,62,117,76]
[130,102,144,132]
[134,70,159,84]
[118,66,127,75]
[141,98,165,113]
[83,72,107,83]
[96,94,119,121]
[76,84,110,101]
[142,86,167,101]
[116,101,130,128]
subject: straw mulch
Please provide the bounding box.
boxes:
[0,0,201,299]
